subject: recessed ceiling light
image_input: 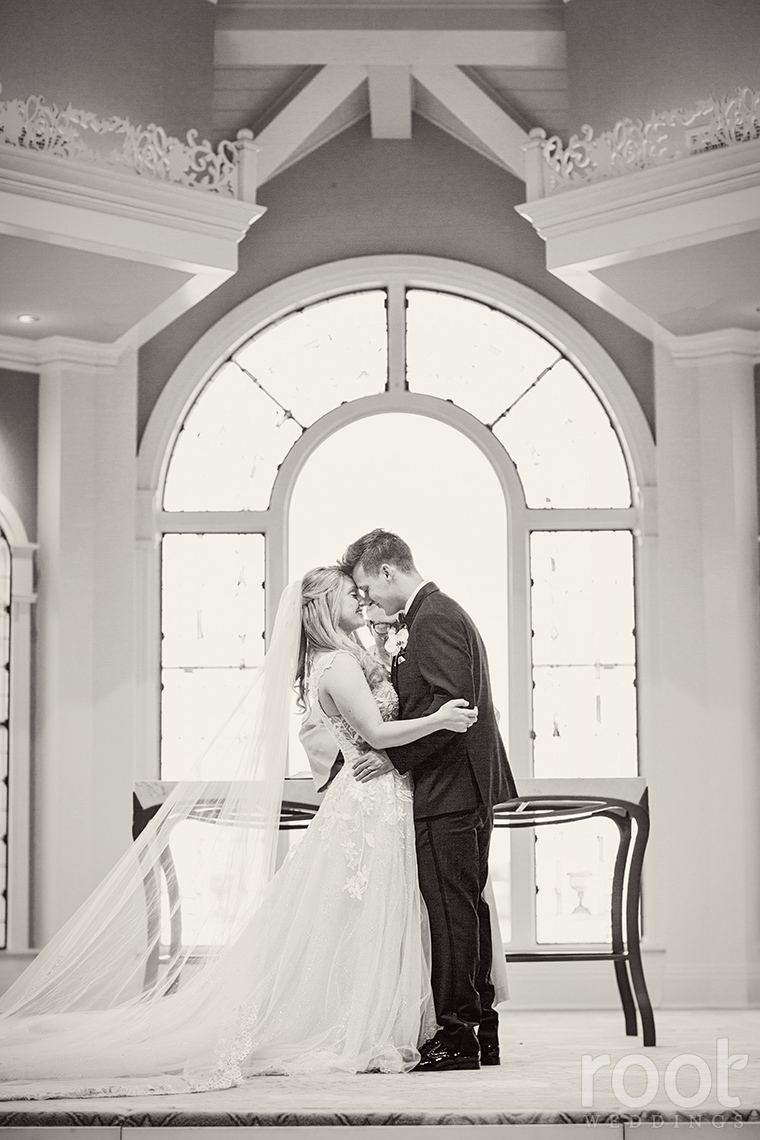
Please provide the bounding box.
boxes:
[16,314,41,324]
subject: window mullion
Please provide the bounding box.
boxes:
[158,511,270,533]
[386,283,407,392]
[266,509,285,650]
[527,508,638,531]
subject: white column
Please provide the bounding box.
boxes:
[653,333,760,1006]
[633,482,665,960]
[34,340,138,945]
[134,489,161,782]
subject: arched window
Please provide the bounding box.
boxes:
[147,260,653,952]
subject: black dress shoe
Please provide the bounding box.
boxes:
[479,1041,501,1066]
[413,1037,480,1072]
[477,1010,500,1066]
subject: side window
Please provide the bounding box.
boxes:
[0,529,9,949]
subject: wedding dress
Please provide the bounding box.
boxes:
[0,588,435,1099]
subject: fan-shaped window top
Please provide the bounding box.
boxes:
[164,287,631,513]
[405,290,631,509]
[164,292,388,511]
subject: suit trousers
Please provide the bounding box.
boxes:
[415,804,495,1044]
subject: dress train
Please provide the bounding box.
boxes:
[0,648,436,1098]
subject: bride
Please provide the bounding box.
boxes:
[0,566,478,1098]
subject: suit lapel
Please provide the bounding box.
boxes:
[393,585,439,692]
[404,581,439,628]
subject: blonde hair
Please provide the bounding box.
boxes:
[296,566,363,708]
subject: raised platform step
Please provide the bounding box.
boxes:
[0,1011,758,1132]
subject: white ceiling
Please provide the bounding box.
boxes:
[0,234,192,344]
[2,1,757,352]
[596,229,760,337]
[1,1,570,352]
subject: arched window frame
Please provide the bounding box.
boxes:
[137,255,658,953]
[0,493,36,958]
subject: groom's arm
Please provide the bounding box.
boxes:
[387,610,476,775]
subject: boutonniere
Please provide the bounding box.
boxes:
[385,627,409,658]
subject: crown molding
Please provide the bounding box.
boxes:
[0,148,263,270]
[0,335,39,373]
[662,327,760,366]
[0,334,124,374]
[517,137,760,254]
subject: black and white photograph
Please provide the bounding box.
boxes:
[0,0,759,1135]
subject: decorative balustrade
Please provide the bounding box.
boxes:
[0,84,258,203]
[525,86,760,200]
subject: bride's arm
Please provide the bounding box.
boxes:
[320,653,476,750]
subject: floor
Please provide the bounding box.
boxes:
[0,1010,759,1130]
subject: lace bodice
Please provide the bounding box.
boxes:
[306,650,399,761]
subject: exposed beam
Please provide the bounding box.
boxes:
[215,4,564,32]
[254,64,367,185]
[412,65,529,180]
[368,66,412,139]
[215,29,566,67]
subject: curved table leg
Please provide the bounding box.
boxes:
[626,803,656,1046]
[606,810,638,1037]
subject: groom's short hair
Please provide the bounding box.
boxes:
[340,529,415,576]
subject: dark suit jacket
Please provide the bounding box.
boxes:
[386,583,517,819]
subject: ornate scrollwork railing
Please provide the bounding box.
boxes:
[527,86,760,198]
[0,84,251,198]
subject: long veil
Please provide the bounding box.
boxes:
[0,581,304,1095]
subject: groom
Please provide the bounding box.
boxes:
[340,529,516,1072]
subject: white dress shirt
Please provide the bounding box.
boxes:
[401,579,430,618]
